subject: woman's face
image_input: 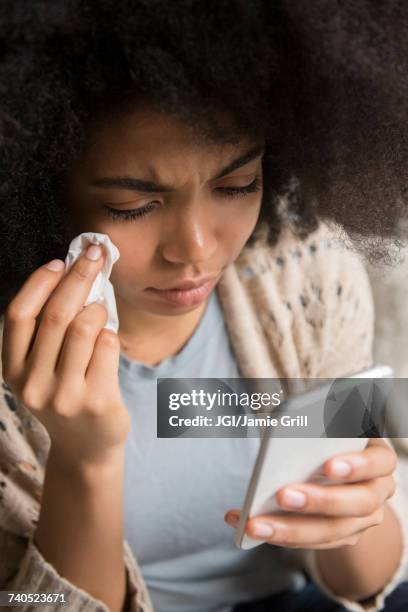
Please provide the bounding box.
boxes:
[63,106,265,318]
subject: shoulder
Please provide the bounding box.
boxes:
[233,221,374,377]
[237,220,372,299]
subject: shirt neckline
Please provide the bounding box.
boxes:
[119,289,219,378]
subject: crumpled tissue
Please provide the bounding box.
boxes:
[64,232,120,333]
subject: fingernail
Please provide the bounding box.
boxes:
[252,522,275,538]
[45,259,64,271]
[226,512,240,527]
[331,460,352,477]
[282,489,306,508]
[86,244,102,261]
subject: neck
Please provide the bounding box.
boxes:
[115,293,210,366]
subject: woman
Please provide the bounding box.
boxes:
[0,2,408,611]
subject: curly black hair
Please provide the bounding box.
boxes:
[0,0,407,314]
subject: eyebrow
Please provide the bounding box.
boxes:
[90,144,265,193]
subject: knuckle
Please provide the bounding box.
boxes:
[276,527,294,546]
[72,263,94,282]
[5,301,28,323]
[52,385,82,416]
[43,308,70,328]
[85,397,106,416]
[87,302,108,318]
[98,329,119,348]
[20,382,43,411]
[85,303,109,326]
[68,319,95,339]
[321,490,337,514]
[51,397,69,416]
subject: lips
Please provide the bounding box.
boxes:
[146,276,219,306]
[150,275,217,291]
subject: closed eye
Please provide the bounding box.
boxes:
[215,175,261,196]
[101,175,262,222]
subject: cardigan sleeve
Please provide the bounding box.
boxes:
[0,527,153,612]
[294,233,408,611]
[0,422,154,612]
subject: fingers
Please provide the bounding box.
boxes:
[55,302,109,387]
[85,327,121,399]
[2,261,66,384]
[243,507,385,547]
[323,438,397,483]
[2,244,106,388]
[224,438,396,551]
[274,475,396,516]
[24,245,106,381]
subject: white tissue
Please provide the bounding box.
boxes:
[64,232,120,333]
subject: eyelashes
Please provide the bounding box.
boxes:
[101,175,262,222]
[103,200,158,221]
[216,175,261,197]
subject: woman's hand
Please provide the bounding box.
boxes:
[225,438,397,549]
[1,243,130,469]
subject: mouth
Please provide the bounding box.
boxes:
[149,275,218,291]
[145,275,219,306]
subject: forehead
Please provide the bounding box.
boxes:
[78,105,261,179]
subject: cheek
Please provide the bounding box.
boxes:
[210,203,261,266]
[106,227,157,287]
[219,197,262,241]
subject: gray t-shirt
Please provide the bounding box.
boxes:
[119,289,306,612]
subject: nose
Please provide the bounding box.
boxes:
[160,205,218,266]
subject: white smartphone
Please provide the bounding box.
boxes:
[234,364,394,550]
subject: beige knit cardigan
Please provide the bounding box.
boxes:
[0,221,407,612]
